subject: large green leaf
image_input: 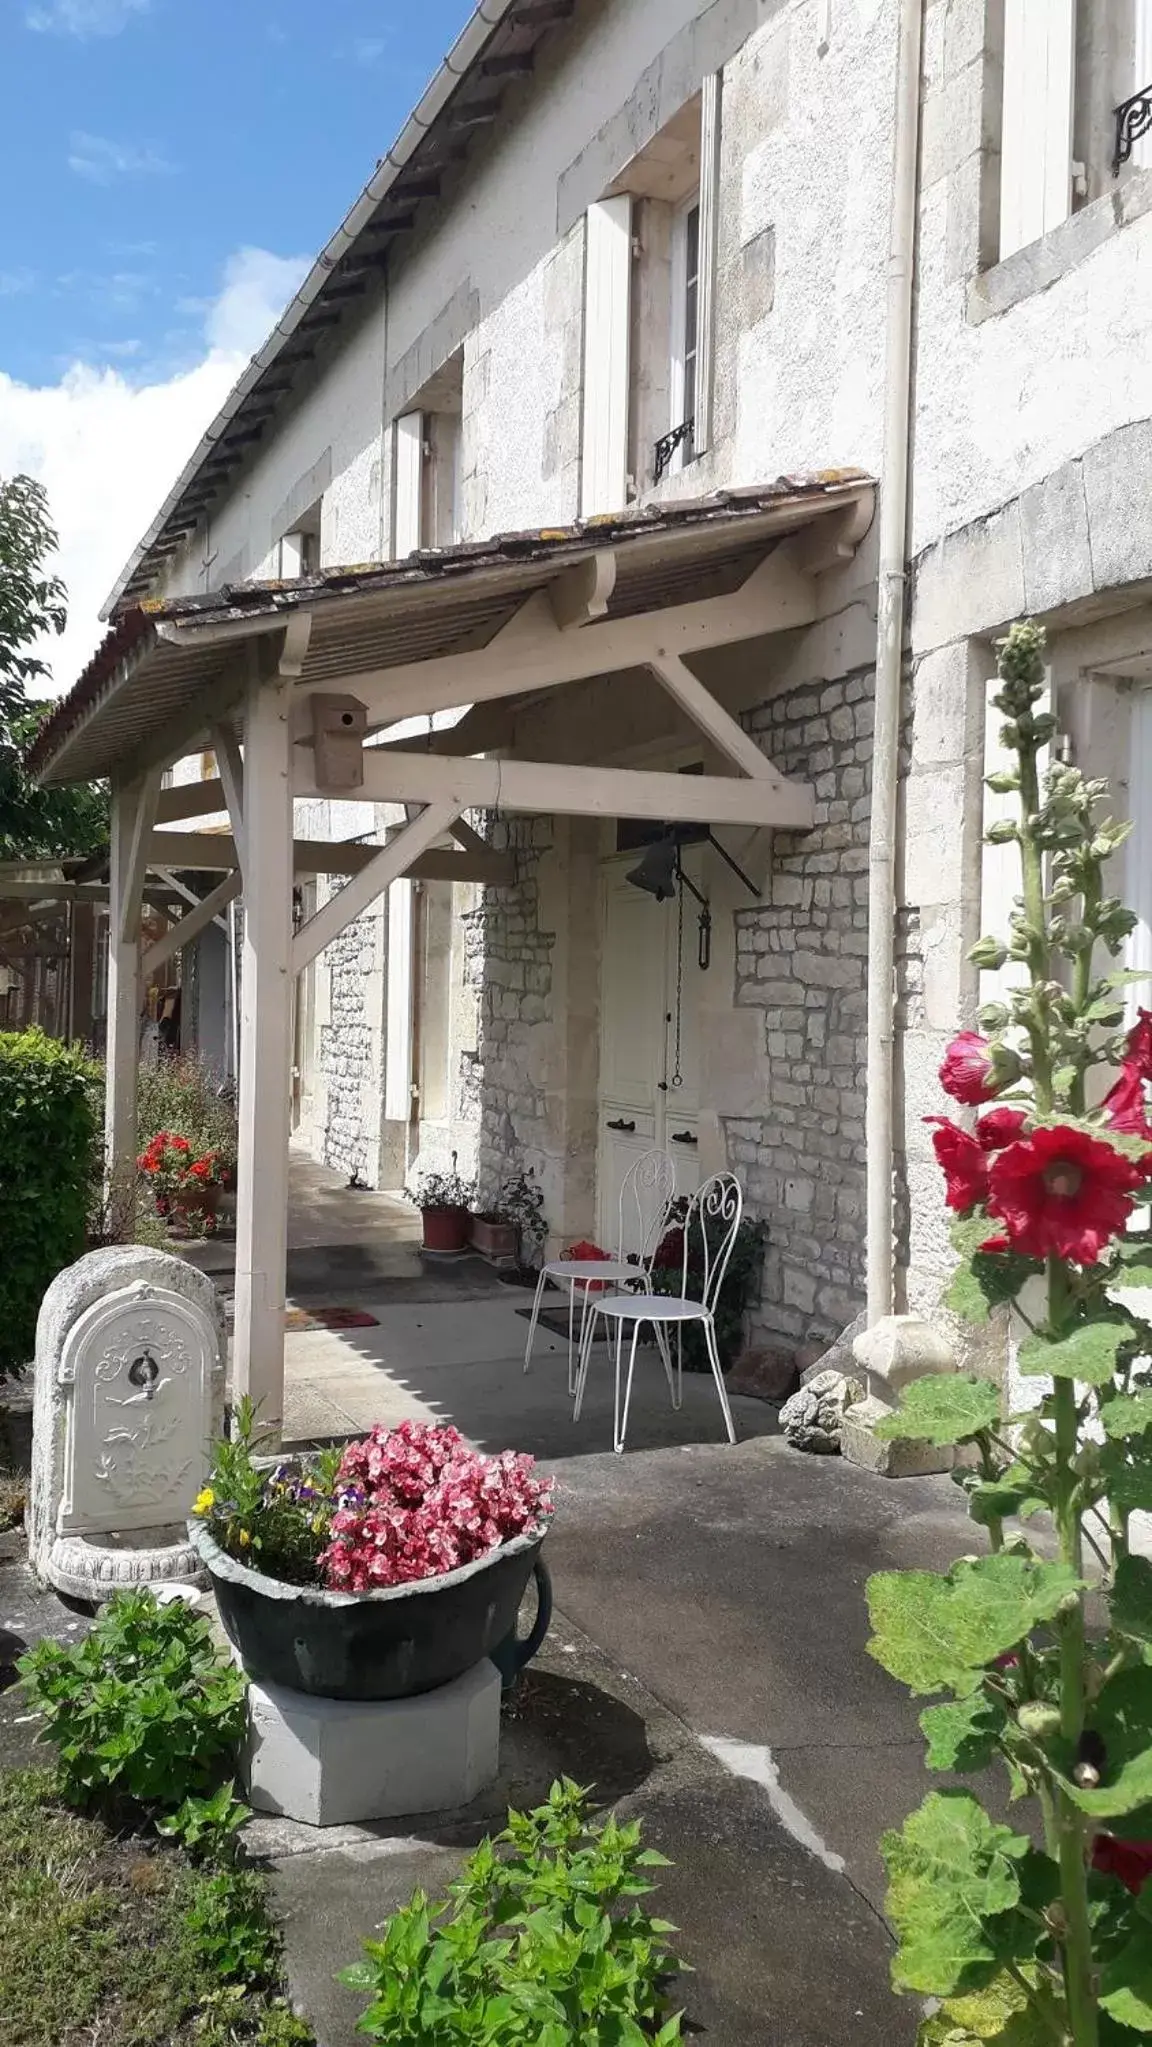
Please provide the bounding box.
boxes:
[876,1377,1002,1448]
[1018,1321,1128,1387]
[867,1556,1084,1699]
[921,1692,1008,1774]
[947,1263,992,1328]
[1100,1911,1152,2035]
[919,1973,1054,2045]
[882,1791,1031,1996]
[967,1474,1047,1528]
[1101,1439,1152,1517]
[1113,1558,1152,1647]
[1062,1669,1152,1819]
[1102,1393,1152,1441]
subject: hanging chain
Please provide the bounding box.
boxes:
[671,876,685,1089]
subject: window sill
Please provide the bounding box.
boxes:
[967,167,1152,325]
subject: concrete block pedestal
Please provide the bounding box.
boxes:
[245,1658,502,1826]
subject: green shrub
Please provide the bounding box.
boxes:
[342,1779,686,2044]
[0,1027,99,1376]
[19,1588,249,1849]
[136,1053,238,1178]
[649,1209,766,1371]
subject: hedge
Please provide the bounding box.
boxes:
[0,1030,99,1378]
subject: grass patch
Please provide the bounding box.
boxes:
[0,1769,312,2047]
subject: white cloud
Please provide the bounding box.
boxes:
[27,0,151,35]
[0,245,311,694]
[68,131,175,184]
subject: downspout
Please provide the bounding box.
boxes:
[865,0,924,1324]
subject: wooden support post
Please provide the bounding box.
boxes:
[208,723,246,877]
[232,673,296,1432]
[105,777,146,1236]
[68,901,96,1045]
[141,873,242,978]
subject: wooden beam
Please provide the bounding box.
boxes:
[156,777,228,823]
[121,769,163,943]
[209,722,246,877]
[297,750,816,831]
[292,801,462,975]
[549,548,616,630]
[316,549,817,731]
[141,873,241,977]
[145,829,510,883]
[647,654,787,784]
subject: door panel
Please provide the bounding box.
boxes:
[597,856,704,1242]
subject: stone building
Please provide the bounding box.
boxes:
[29,0,1152,1386]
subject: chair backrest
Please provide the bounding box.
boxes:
[677,1172,744,1316]
[617,1149,677,1272]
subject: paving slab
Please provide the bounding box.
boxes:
[269,1616,912,2047]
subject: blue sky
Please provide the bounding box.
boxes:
[0,0,474,686]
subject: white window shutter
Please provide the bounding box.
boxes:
[999,0,1076,259]
[393,412,424,558]
[694,71,723,459]
[1135,0,1152,170]
[581,195,632,518]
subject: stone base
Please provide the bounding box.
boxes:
[38,1526,206,1604]
[840,1401,954,1479]
[245,1658,502,1827]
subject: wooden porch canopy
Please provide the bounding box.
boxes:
[29,474,875,1433]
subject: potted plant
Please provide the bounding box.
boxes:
[137,1130,227,1234]
[189,1403,553,1701]
[470,1170,548,1266]
[405,1154,474,1253]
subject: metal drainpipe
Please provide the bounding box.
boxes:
[865,0,925,1324]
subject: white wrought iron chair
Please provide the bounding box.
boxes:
[573,1172,743,1455]
[523,1149,678,1394]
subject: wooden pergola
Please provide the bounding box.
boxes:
[28,478,875,1432]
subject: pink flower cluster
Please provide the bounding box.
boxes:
[317,1420,553,1593]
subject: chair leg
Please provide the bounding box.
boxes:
[617,1323,643,1454]
[676,1325,683,1411]
[705,1317,737,1445]
[567,1282,577,1392]
[523,1267,548,1373]
[573,1303,598,1421]
[573,1284,593,1397]
[653,1323,677,1408]
[612,1320,626,1451]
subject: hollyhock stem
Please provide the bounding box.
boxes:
[1013,686,1097,2043]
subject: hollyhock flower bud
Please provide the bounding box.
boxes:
[975,1108,1029,1152]
[939,1033,1022,1106]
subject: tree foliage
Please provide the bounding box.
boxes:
[0,474,108,860]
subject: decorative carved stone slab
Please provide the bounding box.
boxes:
[29,1245,225,1603]
[57,1285,217,1538]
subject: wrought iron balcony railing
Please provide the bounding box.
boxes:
[654,419,694,485]
[1115,82,1152,174]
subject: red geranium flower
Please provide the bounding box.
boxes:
[188,1159,211,1182]
[940,1033,1001,1106]
[976,1107,1029,1152]
[987,1126,1147,1265]
[170,1134,191,1152]
[1091,1833,1152,1895]
[926,1118,990,1212]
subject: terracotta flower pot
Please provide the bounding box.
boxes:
[420,1203,471,1252]
[469,1215,519,1261]
[169,1183,222,1233]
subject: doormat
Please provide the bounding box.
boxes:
[514,1305,609,1344]
[285,1307,381,1332]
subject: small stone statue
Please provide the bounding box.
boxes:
[779,1369,864,1455]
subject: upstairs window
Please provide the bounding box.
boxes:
[277,502,321,578]
[579,74,723,513]
[392,350,464,557]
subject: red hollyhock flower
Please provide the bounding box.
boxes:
[1091,1833,1152,1896]
[940,1032,1001,1106]
[1103,1063,1152,1143]
[926,1118,990,1212]
[1123,1009,1152,1082]
[986,1126,1147,1265]
[976,1107,1029,1152]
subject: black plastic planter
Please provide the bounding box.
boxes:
[189,1517,549,1700]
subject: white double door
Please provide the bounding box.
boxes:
[596,853,706,1253]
